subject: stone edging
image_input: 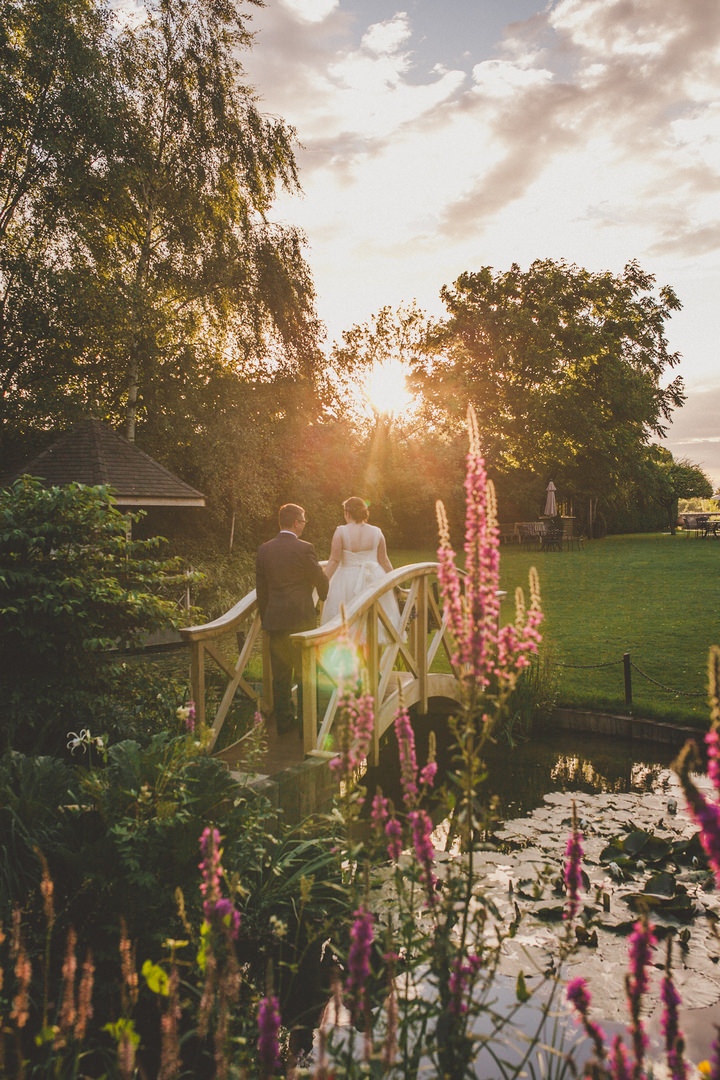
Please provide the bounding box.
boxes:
[550,707,703,746]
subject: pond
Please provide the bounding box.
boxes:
[367,719,685,821]
[349,722,720,1074]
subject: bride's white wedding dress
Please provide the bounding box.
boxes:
[321,523,401,638]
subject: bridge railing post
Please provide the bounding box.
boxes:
[416,574,428,714]
[189,640,206,729]
[261,631,274,716]
[300,641,318,755]
[366,604,380,767]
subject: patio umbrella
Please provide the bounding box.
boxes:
[544,480,557,517]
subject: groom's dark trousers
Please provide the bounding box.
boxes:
[255,532,328,733]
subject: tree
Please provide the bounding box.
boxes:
[643,446,713,534]
[0,0,322,481]
[414,260,686,511]
[319,305,464,542]
[326,303,432,424]
[0,0,117,439]
[77,0,322,442]
[0,477,190,751]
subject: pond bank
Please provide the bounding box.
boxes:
[240,706,702,826]
[550,706,701,747]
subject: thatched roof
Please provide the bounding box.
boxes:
[4,419,205,508]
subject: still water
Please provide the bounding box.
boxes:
[337,723,715,1075]
[366,718,686,820]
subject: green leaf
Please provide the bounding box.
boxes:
[142,958,169,996]
[516,970,530,1003]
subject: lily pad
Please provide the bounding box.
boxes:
[624,886,695,921]
[642,871,678,899]
[621,830,673,862]
[535,904,565,922]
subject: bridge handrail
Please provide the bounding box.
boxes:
[178,559,462,759]
[180,590,258,642]
[292,561,439,649]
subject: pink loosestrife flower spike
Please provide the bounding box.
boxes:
[626,917,657,1076]
[436,405,542,691]
[257,994,281,1077]
[409,808,437,906]
[661,943,688,1080]
[329,690,375,779]
[347,906,374,1019]
[564,802,584,922]
[386,817,403,862]
[394,706,419,809]
[566,976,607,1063]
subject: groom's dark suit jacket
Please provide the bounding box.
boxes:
[255,531,329,633]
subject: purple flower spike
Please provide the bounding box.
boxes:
[199,827,222,916]
[436,406,543,692]
[419,760,437,789]
[661,958,688,1080]
[566,976,607,1063]
[386,817,403,862]
[257,994,281,1077]
[213,897,240,940]
[347,906,374,1018]
[626,918,657,1075]
[409,808,437,906]
[564,804,584,922]
[371,792,389,827]
[610,1035,632,1080]
[394,707,419,809]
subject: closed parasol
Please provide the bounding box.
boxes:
[544,480,557,517]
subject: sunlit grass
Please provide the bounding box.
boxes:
[395,532,718,728]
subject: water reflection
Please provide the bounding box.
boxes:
[297,723,702,1075]
[366,718,682,822]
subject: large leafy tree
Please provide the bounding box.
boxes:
[0,0,117,442]
[642,446,713,533]
[76,0,322,442]
[415,259,686,509]
[0,0,322,481]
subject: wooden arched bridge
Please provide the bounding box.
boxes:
[180,563,465,769]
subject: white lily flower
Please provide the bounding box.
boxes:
[66,729,91,754]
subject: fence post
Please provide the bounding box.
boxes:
[623,652,632,709]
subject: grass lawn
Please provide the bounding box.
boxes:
[394,533,719,729]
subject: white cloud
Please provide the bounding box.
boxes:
[361,13,411,57]
[470,57,553,98]
[278,0,339,24]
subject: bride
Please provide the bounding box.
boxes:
[321,497,401,637]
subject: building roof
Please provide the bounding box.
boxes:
[5,419,205,507]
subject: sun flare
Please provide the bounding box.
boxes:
[363,358,414,417]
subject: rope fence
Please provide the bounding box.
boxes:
[555,652,707,706]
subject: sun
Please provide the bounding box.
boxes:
[363,358,415,418]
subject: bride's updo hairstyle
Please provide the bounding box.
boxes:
[343,497,369,522]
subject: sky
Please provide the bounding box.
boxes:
[238,0,720,488]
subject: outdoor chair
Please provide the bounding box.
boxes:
[540,524,564,552]
[518,523,543,549]
[562,524,586,551]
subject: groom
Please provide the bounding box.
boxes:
[255,503,328,735]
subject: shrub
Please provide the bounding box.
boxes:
[0,477,196,753]
[0,722,348,1074]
